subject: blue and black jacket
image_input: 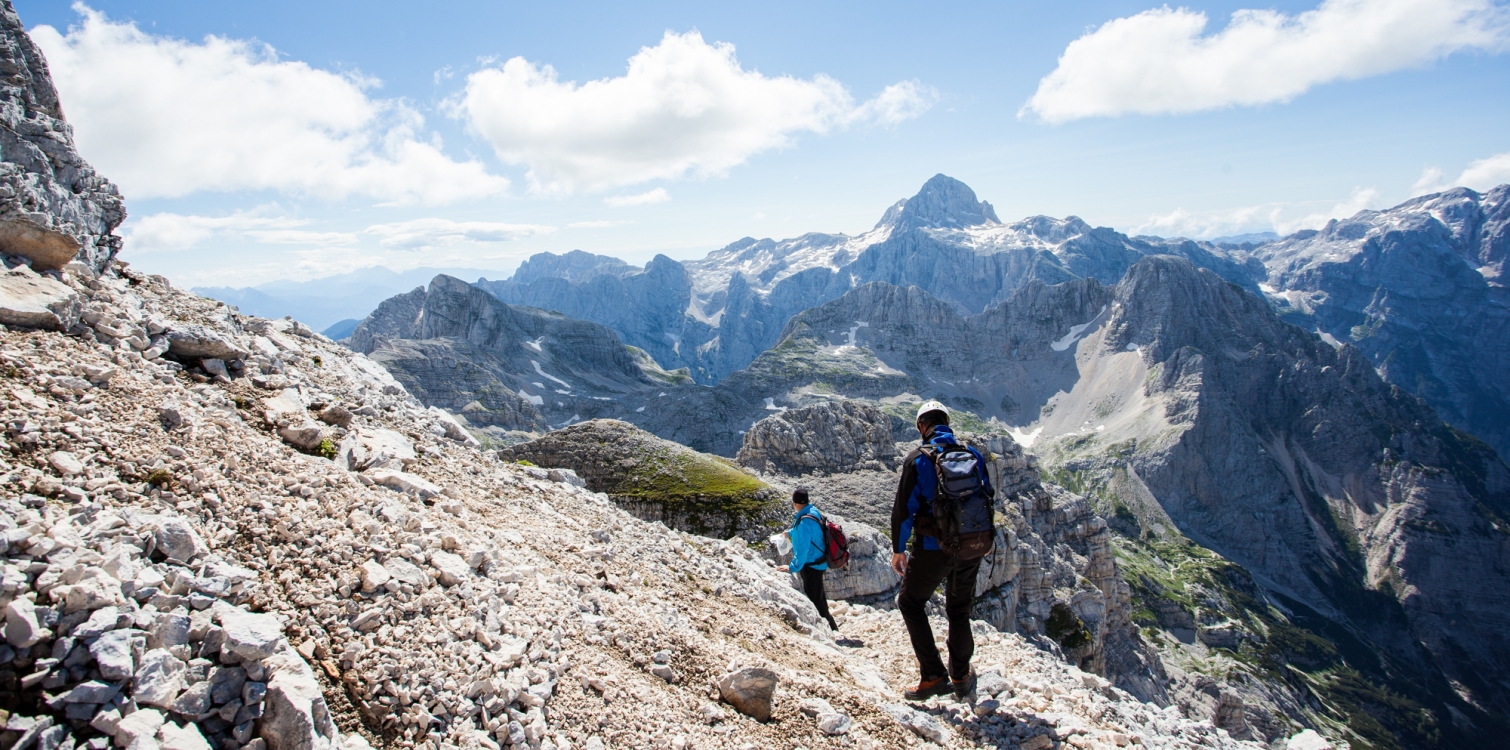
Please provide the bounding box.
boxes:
[789,504,829,573]
[890,424,993,554]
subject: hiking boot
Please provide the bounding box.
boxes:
[950,671,975,700]
[904,676,952,701]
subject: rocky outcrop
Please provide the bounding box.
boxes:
[0,1,124,274]
[736,400,896,474]
[497,419,784,540]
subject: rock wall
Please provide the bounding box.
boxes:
[0,1,124,275]
[736,400,897,475]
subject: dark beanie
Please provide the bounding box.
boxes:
[792,488,810,505]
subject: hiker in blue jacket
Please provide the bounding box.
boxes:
[890,401,994,700]
[789,488,840,632]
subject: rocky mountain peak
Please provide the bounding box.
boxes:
[509,249,639,284]
[875,173,1001,231]
[1008,214,1094,243]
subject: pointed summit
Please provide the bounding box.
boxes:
[876,174,1000,231]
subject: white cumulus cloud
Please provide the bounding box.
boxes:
[605,188,671,207]
[1412,150,1510,195]
[454,31,935,194]
[32,6,509,204]
[1023,0,1509,123]
[363,218,557,251]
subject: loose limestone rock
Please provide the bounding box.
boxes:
[717,667,778,721]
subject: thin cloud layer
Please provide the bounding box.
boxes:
[364,219,557,251]
[1134,187,1382,238]
[124,212,344,254]
[455,31,935,194]
[33,6,509,204]
[605,188,671,207]
[1023,0,1509,123]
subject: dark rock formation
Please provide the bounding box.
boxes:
[0,1,124,274]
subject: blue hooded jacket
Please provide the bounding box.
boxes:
[789,504,829,573]
[890,424,993,554]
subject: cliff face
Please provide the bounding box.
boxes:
[1256,186,1510,461]
[0,1,124,274]
[347,274,674,434]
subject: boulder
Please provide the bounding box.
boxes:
[151,517,209,562]
[220,611,285,661]
[429,551,471,587]
[157,722,212,750]
[316,405,353,428]
[357,561,390,593]
[1287,729,1334,750]
[0,216,81,271]
[716,667,778,721]
[47,451,83,477]
[367,470,440,499]
[5,597,45,647]
[133,649,187,707]
[261,650,340,750]
[90,629,139,680]
[164,325,248,361]
[336,429,415,472]
[278,420,327,451]
[0,271,80,331]
[113,709,165,748]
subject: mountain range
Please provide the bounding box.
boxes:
[475,175,1510,465]
[336,175,1510,749]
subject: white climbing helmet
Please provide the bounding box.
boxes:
[916,400,949,422]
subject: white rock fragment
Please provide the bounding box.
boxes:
[157,722,212,750]
[47,451,84,476]
[429,551,471,587]
[366,470,441,499]
[262,650,340,750]
[5,598,45,648]
[357,561,390,593]
[1288,729,1334,750]
[220,611,285,661]
[113,708,166,748]
[134,648,188,707]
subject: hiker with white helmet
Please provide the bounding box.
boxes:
[890,400,997,700]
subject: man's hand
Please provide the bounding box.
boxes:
[891,553,908,576]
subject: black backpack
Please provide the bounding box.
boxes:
[919,442,996,559]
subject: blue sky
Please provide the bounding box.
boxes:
[19,0,1510,286]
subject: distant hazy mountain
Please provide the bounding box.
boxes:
[321,318,361,340]
[194,266,496,332]
[1207,231,1278,245]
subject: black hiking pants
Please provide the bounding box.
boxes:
[800,566,839,631]
[897,550,982,681]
